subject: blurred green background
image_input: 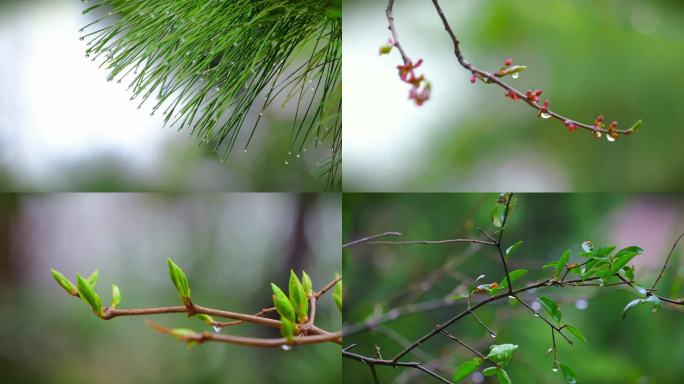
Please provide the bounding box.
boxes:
[343,0,684,191]
[343,193,684,383]
[0,193,341,383]
[0,0,333,192]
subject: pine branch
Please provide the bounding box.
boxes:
[80,0,341,189]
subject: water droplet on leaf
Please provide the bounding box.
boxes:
[512,72,519,79]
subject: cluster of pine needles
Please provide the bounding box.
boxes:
[80,0,341,188]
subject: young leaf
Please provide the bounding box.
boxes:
[491,205,506,227]
[170,328,198,340]
[289,270,308,323]
[111,284,121,309]
[194,314,215,326]
[76,273,103,316]
[301,271,313,297]
[87,269,99,288]
[610,246,643,275]
[280,317,295,343]
[51,268,77,296]
[538,296,561,323]
[333,277,343,314]
[558,362,577,384]
[497,269,528,291]
[564,325,586,343]
[505,241,524,259]
[482,367,498,376]
[556,250,570,278]
[496,368,512,384]
[167,258,191,300]
[453,358,482,383]
[623,295,660,319]
[486,344,518,366]
[271,283,296,323]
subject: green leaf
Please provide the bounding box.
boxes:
[491,205,506,227]
[111,284,121,309]
[280,317,295,343]
[498,269,528,291]
[581,241,594,253]
[482,367,498,376]
[453,357,481,383]
[559,362,577,384]
[301,271,313,296]
[76,274,103,316]
[538,296,561,323]
[289,270,308,323]
[194,314,215,326]
[170,328,197,340]
[556,250,570,278]
[610,246,643,275]
[333,276,342,314]
[486,344,518,366]
[623,295,661,319]
[627,119,642,134]
[87,269,99,288]
[167,258,191,300]
[564,325,586,343]
[496,368,512,384]
[51,268,77,296]
[624,265,635,281]
[505,241,524,259]
[271,283,296,323]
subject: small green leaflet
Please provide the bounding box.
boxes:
[623,295,661,319]
[563,325,586,343]
[556,250,570,278]
[559,362,577,384]
[486,344,518,366]
[538,296,561,323]
[496,269,528,292]
[111,284,121,309]
[87,269,99,288]
[505,241,524,259]
[453,357,481,382]
[496,368,512,384]
[51,268,77,296]
[482,367,498,376]
[491,205,506,227]
[167,258,191,299]
[610,246,644,275]
[76,273,103,316]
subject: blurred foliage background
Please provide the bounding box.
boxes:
[343,0,684,191]
[0,193,341,383]
[343,193,684,383]
[0,0,333,192]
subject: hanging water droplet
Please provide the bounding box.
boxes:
[284,160,289,165]
[281,345,291,351]
[552,367,558,373]
[540,112,551,119]
[243,148,248,153]
[288,151,292,155]
[507,295,515,299]
[512,72,519,79]
[258,112,263,117]
[575,299,589,310]
[490,333,497,338]
[606,135,616,142]
[534,313,540,317]
[212,325,221,333]
[296,154,300,158]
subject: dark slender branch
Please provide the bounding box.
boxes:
[440,330,492,362]
[343,231,402,248]
[496,193,514,294]
[342,349,452,384]
[367,238,495,246]
[650,232,684,291]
